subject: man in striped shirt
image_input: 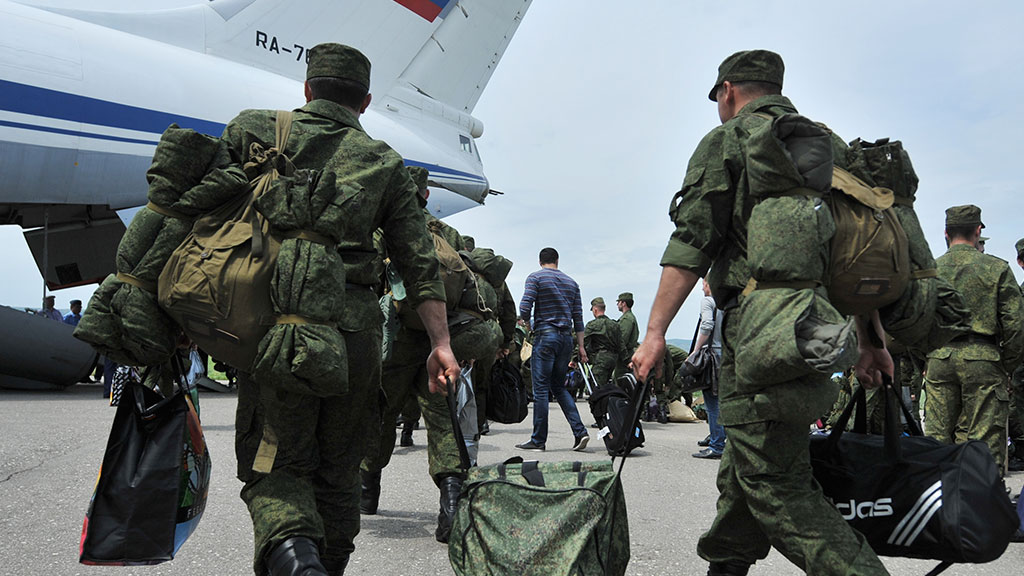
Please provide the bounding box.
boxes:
[516,247,590,452]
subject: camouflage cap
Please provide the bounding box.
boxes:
[306,43,371,88]
[617,292,633,301]
[944,204,985,229]
[591,297,606,308]
[462,235,476,251]
[979,236,989,243]
[1016,238,1024,258]
[407,166,429,191]
[709,50,784,101]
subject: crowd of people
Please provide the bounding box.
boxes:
[38,43,1024,576]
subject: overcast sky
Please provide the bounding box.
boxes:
[4,0,1024,343]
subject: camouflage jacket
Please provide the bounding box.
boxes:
[498,283,518,349]
[929,244,1024,373]
[660,95,849,304]
[222,100,444,331]
[424,212,466,252]
[584,315,623,355]
[617,310,639,353]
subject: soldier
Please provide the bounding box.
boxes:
[631,50,891,575]
[360,165,484,544]
[222,44,460,576]
[614,292,639,378]
[1011,238,1024,471]
[583,297,623,392]
[923,206,1024,476]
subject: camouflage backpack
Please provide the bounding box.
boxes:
[158,111,294,371]
[396,221,471,331]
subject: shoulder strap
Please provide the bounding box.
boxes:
[275,110,294,153]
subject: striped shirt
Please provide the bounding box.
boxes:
[519,267,584,334]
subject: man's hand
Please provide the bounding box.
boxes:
[632,335,666,382]
[854,311,894,389]
[578,348,589,365]
[426,344,460,395]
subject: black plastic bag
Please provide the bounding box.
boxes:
[79,380,211,565]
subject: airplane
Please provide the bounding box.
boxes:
[0,0,532,389]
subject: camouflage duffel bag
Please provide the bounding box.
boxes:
[449,457,628,576]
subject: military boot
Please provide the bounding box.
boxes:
[359,469,381,515]
[400,419,415,447]
[707,561,751,576]
[266,537,327,576]
[322,555,349,576]
[435,475,463,543]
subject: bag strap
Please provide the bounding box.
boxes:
[826,374,916,461]
[252,110,294,259]
[445,376,473,471]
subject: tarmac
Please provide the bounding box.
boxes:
[1,383,1022,576]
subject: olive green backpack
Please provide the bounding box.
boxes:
[827,166,911,316]
[158,111,294,371]
[395,221,471,331]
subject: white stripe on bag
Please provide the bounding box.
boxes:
[887,480,942,546]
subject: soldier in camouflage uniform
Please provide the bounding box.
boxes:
[223,45,459,576]
[360,165,476,544]
[583,297,622,392]
[632,50,890,575]
[1010,238,1024,470]
[924,206,1024,476]
[613,292,639,378]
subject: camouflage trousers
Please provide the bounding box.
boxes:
[924,348,1010,474]
[235,325,381,575]
[361,326,462,482]
[1010,364,1024,455]
[473,354,496,430]
[589,350,617,392]
[696,420,888,575]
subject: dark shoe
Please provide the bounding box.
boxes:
[590,422,600,429]
[321,555,348,576]
[657,406,668,424]
[698,434,711,447]
[692,448,722,460]
[266,536,327,576]
[400,420,415,447]
[359,469,381,515]
[572,434,590,452]
[515,440,545,451]
[479,421,490,436]
[1008,457,1024,472]
[1012,528,1024,543]
[707,560,751,576]
[435,476,463,543]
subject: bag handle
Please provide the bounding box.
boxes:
[825,374,919,462]
[445,375,473,471]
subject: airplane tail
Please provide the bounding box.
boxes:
[32,0,532,114]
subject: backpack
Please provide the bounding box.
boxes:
[158,111,294,371]
[396,223,470,330]
[827,166,911,316]
[588,376,647,457]
[486,356,529,424]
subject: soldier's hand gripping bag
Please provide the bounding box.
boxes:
[448,458,629,576]
[810,383,1018,564]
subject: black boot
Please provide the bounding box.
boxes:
[707,561,751,576]
[359,469,381,515]
[266,537,327,576]
[322,554,349,576]
[400,420,414,447]
[435,475,463,543]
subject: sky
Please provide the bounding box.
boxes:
[3,0,1024,341]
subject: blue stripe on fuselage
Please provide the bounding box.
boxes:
[0,78,225,136]
[0,79,485,184]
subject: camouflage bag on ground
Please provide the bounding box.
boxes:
[158,111,294,371]
[448,458,629,576]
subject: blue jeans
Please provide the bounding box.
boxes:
[530,330,586,444]
[704,389,726,454]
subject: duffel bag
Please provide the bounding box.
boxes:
[810,381,1017,571]
[449,457,629,576]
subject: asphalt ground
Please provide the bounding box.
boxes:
[1,383,1022,576]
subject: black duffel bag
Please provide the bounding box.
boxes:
[486,356,529,424]
[810,380,1017,573]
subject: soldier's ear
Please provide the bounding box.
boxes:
[304,81,312,103]
[359,93,372,114]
